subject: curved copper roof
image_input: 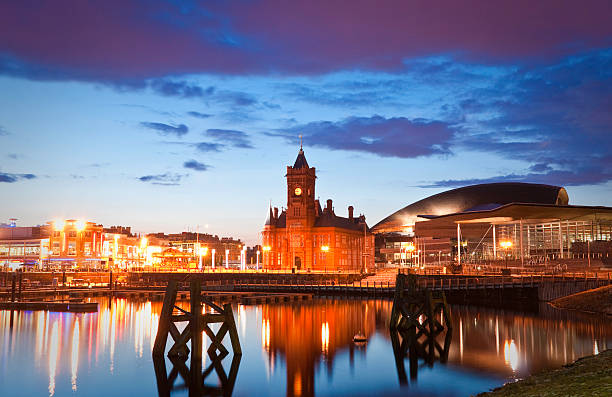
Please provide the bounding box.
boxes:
[372,182,569,233]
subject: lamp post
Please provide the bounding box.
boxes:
[256,250,260,271]
[321,245,329,274]
[500,240,512,273]
[201,246,208,272]
[263,245,271,270]
[211,248,216,270]
[225,248,229,269]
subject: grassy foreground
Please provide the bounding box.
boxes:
[552,284,612,315]
[478,350,612,396]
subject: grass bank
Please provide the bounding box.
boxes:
[552,284,612,315]
[478,350,612,396]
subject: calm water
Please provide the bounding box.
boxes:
[1,298,610,397]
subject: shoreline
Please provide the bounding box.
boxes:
[478,350,612,396]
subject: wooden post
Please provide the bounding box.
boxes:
[190,281,202,397]
[152,281,178,356]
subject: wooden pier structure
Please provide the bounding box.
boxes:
[389,274,452,383]
[152,280,242,397]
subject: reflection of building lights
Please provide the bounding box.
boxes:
[48,321,59,396]
[320,245,329,252]
[262,319,270,350]
[504,339,519,371]
[321,322,329,354]
[71,319,80,391]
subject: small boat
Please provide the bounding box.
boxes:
[353,333,367,343]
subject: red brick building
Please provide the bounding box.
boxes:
[262,147,374,272]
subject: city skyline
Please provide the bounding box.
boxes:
[1,1,612,245]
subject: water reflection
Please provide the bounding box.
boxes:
[261,300,391,397]
[153,352,241,397]
[0,299,611,397]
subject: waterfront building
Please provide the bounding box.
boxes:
[372,182,612,268]
[0,225,49,269]
[148,231,244,269]
[262,146,374,272]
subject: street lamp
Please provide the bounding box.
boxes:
[321,245,329,273]
[256,250,260,271]
[500,240,513,272]
[263,245,271,270]
[201,246,209,271]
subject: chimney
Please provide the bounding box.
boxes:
[348,206,354,219]
[326,199,333,213]
[314,200,320,216]
[274,207,279,219]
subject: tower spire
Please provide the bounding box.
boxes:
[299,134,303,151]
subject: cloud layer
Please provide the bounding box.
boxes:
[0,172,36,183]
[140,122,188,137]
[274,115,453,158]
[1,1,611,82]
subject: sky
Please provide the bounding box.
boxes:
[1,0,612,245]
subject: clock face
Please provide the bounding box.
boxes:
[294,187,302,196]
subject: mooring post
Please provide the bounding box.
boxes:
[109,271,113,291]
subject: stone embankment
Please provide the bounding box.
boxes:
[479,350,612,396]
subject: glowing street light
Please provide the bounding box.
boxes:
[321,245,329,273]
[500,240,513,272]
[262,245,271,270]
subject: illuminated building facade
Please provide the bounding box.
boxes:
[372,183,612,268]
[148,232,244,269]
[0,225,50,269]
[262,147,374,272]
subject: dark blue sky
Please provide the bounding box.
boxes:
[1,1,611,243]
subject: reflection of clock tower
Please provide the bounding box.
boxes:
[286,142,316,269]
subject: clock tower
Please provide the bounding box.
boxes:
[286,144,316,228]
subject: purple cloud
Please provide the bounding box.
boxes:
[1,1,610,82]
[273,115,454,158]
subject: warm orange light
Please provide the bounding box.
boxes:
[202,246,209,256]
[406,243,415,252]
[321,245,329,252]
[54,220,65,231]
[263,245,271,252]
[75,220,86,232]
[140,237,148,249]
[500,240,513,249]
